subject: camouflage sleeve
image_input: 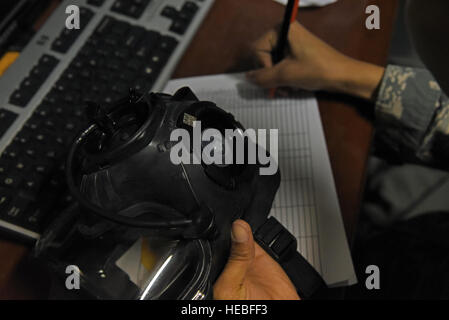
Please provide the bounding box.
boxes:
[375,65,449,168]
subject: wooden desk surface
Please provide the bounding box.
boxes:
[0,0,398,299]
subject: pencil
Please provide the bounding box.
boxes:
[269,0,300,98]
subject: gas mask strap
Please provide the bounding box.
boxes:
[180,162,217,239]
[180,162,201,205]
[254,217,327,299]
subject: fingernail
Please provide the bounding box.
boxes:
[246,71,254,79]
[231,222,249,243]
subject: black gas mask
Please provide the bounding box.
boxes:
[34,88,325,300]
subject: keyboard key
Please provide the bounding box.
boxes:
[159,36,178,52]
[124,27,145,48]
[43,90,60,105]
[3,144,21,161]
[127,58,143,71]
[23,117,41,132]
[80,7,94,28]
[144,30,162,47]
[13,159,31,172]
[111,81,128,94]
[13,131,31,146]
[118,69,136,83]
[161,6,178,19]
[87,0,106,7]
[0,159,9,175]
[182,1,199,14]
[21,174,45,199]
[133,77,152,92]
[22,206,46,232]
[178,10,194,23]
[95,16,115,35]
[0,173,21,189]
[52,38,70,53]
[113,47,130,60]
[2,197,30,223]
[127,5,144,18]
[111,0,151,18]
[110,20,130,36]
[34,162,53,176]
[20,77,40,91]
[39,55,59,68]
[0,109,17,137]
[24,147,38,158]
[170,19,189,35]
[111,0,126,13]
[9,90,32,107]
[0,188,12,211]
[104,35,120,47]
[30,65,53,79]
[134,0,150,4]
[150,49,172,66]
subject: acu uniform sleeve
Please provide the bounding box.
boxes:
[375,65,449,169]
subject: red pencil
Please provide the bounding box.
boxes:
[290,0,300,23]
[269,0,300,98]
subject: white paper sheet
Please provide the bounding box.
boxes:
[164,73,357,286]
[274,0,337,7]
[115,239,144,286]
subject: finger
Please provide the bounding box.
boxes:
[246,61,290,89]
[255,50,273,69]
[251,29,279,68]
[215,220,255,294]
[252,29,279,53]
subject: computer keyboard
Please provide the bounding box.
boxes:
[0,0,215,241]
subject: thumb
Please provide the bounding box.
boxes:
[246,61,289,89]
[214,220,255,298]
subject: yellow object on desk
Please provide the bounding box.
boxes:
[141,237,157,271]
[0,52,19,76]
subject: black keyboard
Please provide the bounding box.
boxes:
[0,0,215,241]
[1,13,181,239]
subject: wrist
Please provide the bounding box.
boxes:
[327,56,385,101]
